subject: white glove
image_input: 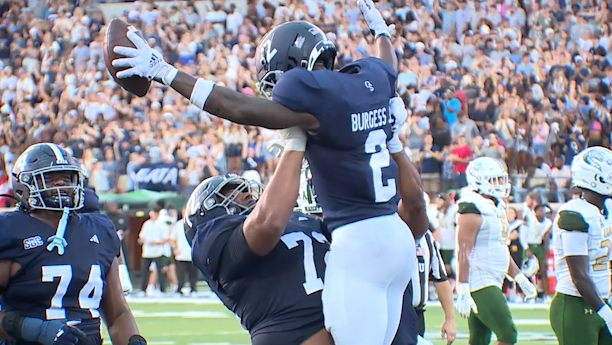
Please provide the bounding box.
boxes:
[278,127,307,152]
[358,0,395,38]
[598,304,612,335]
[388,96,408,154]
[118,263,133,296]
[455,283,478,318]
[514,273,537,301]
[112,30,178,85]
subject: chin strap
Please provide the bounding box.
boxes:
[47,207,70,255]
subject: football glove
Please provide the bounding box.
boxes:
[2,313,86,345]
[514,273,537,301]
[112,30,178,85]
[454,283,478,319]
[119,263,133,296]
[278,127,307,152]
[388,95,407,154]
[358,0,395,38]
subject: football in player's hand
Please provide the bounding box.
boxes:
[103,18,151,97]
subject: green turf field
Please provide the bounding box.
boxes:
[109,297,556,345]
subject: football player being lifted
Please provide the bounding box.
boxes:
[550,146,612,345]
[0,143,144,345]
[111,1,428,344]
[455,157,537,345]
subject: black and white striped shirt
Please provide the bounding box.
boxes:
[412,230,447,311]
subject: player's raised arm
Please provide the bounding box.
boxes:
[358,0,398,72]
[110,24,328,130]
[388,96,428,239]
[243,128,307,255]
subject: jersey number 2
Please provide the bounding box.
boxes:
[42,264,104,320]
[281,232,326,295]
[365,129,396,203]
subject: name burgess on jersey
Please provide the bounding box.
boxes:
[351,107,387,132]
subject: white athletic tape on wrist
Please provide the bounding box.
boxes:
[513,273,529,285]
[457,283,470,295]
[284,139,306,152]
[190,78,216,110]
[598,305,612,323]
[161,66,179,86]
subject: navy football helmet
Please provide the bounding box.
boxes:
[183,174,263,244]
[12,143,85,212]
[256,21,337,99]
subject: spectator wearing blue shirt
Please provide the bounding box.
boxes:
[442,89,461,127]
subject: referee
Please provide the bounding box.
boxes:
[413,230,456,344]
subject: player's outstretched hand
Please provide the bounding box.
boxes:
[514,273,537,301]
[358,0,395,37]
[454,283,478,319]
[38,320,86,345]
[112,31,177,85]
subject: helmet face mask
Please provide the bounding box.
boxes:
[466,157,510,199]
[12,143,85,212]
[256,21,337,99]
[184,175,264,230]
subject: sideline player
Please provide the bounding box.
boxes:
[549,146,612,345]
[455,157,537,345]
[184,129,334,345]
[0,143,145,345]
[111,3,428,344]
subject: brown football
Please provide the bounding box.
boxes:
[103,18,151,97]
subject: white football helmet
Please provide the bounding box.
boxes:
[571,146,612,196]
[466,157,510,198]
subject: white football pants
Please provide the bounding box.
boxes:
[322,213,416,345]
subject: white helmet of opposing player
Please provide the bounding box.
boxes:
[571,146,612,196]
[466,157,510,199]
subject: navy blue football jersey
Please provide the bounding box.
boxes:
[191,213,329,343]
[0,211,120,337]
[273,57,399,230]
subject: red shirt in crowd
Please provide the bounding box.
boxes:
[453,145,473,174]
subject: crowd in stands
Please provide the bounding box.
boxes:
[0,0,608,206]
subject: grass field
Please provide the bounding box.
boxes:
[109,296,556,345]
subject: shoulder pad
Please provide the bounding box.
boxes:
[272,68,322,114]
[82,213,121,257]
[557,210,589,232]
[191,215,246,278]
[457,201,481,215]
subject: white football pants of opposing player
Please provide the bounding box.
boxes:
[322,213,415,345]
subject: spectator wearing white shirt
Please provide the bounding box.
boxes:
[138,206,169,296]
[170,209,199,296]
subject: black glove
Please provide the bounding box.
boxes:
[40,321,87,345]
[2,312,87,345]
